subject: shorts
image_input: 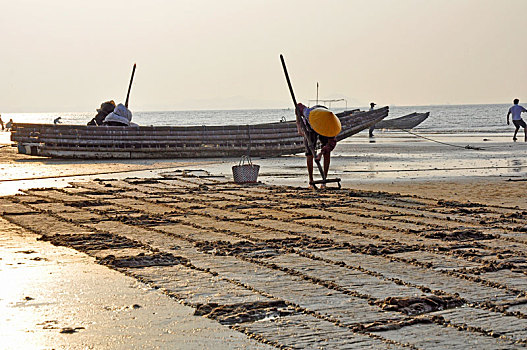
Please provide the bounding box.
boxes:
[513,119,526,129]
[304,132,332,156]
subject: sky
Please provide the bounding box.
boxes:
[0,0,526,112]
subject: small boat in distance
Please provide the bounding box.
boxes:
[374,112,429,130]
[11,107,389,159]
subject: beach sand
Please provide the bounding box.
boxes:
[1,131,526,348]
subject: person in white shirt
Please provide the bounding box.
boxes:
[507,98,527,142]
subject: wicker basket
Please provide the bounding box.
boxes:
[232,156,260,183]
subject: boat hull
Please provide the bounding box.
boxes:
[12,107,388,159]
[375,112,429,130]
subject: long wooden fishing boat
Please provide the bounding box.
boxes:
[11,107,388,159]
[374,112,429,130]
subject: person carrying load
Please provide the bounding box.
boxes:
[296,103,341,188]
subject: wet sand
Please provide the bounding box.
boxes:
[1,131,527,348]
[0,218,270,349]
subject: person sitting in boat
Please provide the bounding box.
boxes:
[87,100,116,126]
[103,103,133,126]
[296,103,341,188]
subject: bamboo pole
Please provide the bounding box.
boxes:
[125,63,136,108]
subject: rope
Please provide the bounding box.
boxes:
[397,128,484,150]
[246,124,252,156]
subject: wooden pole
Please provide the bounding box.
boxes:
[280,54,327,182]
[316,82,319,105]
[125,63,136,108]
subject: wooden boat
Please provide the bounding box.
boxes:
[11,107,388,159]
[374,112,429,130]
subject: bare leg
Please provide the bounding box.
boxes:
[514,126,519,141]
[318,153,331,189]
[306,155,314,186]
[323,153,330,178]
[524,126,527,142]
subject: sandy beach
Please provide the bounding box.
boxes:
[4,0,527,346]
[1,131,527,349]
[3,0,527,347]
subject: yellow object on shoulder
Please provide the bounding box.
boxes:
[308,108,342,137]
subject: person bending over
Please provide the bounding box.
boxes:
[296,103,340,188]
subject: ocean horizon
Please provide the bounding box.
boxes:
[0,103,515,135]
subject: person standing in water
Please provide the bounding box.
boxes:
[368,102,376,137]
[507,98,527,142]
[5,118,13,131]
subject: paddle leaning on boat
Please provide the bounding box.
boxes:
[86,64,138,127]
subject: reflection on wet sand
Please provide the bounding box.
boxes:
[1,131,527,348]
[1,173,527,348]
[509,159,524,173]
[0,219,269,349]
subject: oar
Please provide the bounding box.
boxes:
[280,54,340,188]
[125,63,136,108]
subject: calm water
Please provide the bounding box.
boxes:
[2,104,513,134]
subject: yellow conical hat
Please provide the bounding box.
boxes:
[308,108,341,137]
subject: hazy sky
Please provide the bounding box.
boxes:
[1,0,526,112]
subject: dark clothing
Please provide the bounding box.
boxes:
[104,121,128,126]
[304,131,336,156]
[88,101,116,126]
[321,136,337,154]
[513,119,526,129]
[369,125,375,137]
[304,131,318,156]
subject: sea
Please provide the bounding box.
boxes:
[0,104,513,135]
